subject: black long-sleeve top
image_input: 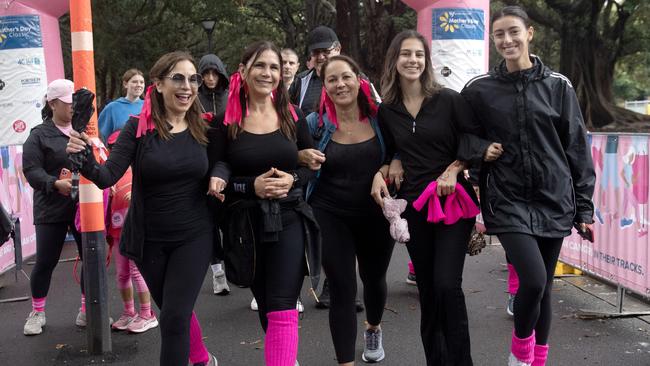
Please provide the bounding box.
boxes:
[208,114,316,198]
[378,88,481,203]
[81,117,226,259]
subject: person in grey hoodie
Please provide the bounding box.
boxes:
[199,54,231,295]
[198,54,229,116]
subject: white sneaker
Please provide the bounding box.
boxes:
[76,311,86,327]
[250,297,258,311]
[213,270,230,295]
[296,299,304,313]
[24,311,46,335]
[126,314,159,333]
[506,294,515,317]
[508,353,531,366]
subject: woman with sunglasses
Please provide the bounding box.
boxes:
[67,51,222,366]
[209,40,320,366]
[460,6,595,366]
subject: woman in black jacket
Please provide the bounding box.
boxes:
[459,6,595,366]
[67,52,223,366]
[22,79,85,336]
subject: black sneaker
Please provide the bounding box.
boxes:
[356,298,365,313]
[406,272,417,285]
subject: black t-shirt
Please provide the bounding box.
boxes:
[140,129,211,241]
[310,136,383,216]
[209,117,316,198]
[378,88,477,202]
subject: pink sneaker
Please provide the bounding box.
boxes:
[127,314,159,334]
[111,313,136,331]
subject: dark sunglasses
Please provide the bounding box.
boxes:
[164,73,203,88]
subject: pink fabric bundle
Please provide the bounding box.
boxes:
[382,196,410,243]
[412,182,480,225]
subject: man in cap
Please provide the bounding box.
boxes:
[289,25,342,115]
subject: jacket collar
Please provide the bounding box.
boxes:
[492,54,551,83]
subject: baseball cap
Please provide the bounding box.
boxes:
[46,79,74,104]
[308,26,339,53]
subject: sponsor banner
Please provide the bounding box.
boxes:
[0,144,36,274]
[559,134,650,297]
[431,8,487,92]
[0,15,47,146]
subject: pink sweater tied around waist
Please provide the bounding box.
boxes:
[412,182,480,225]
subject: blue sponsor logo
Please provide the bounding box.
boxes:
[0,15,42,50]
[17,57,41,66]
[433,8,484,40]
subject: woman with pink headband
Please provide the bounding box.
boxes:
[208,40,320,366]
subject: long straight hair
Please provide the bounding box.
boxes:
[228,41,296,141]
[149,51,207,144]
[380,30,441,105]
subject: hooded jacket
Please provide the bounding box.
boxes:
[459,56,595,237]
[98,97,143,141]
[22,119,77,224]
[198,54,229,116]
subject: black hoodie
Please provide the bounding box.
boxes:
[198,54,229,116]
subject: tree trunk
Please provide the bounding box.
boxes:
[335,0,362,64]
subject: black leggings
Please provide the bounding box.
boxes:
[497,233,563,345]
[403,206,474,366]
[137,231,212,366]
[30,223,83,298]
[251,210,306,331]
[314,208,394,363]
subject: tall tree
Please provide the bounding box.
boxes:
[503,0,650,129]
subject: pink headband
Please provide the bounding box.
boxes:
[318,78,378,128]
[224,72,298,126]
[136,85,156,137]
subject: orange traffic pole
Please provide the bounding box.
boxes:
[70,0,111,354]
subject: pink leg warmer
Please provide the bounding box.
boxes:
[32,297,46,312]
[511,330,535,364]
[188,312,209,364]
[408,261,415,275]
[265,310,299,366]
[507,263,520,295]
[531,344,549,366]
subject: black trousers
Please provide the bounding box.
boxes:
[251,210,306,331]
[403,206,474,366]
[30,222,83,298]
[137,231,212,366]
[314,208,394,363]
[497,233,563,345]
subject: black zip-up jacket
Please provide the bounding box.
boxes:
[198,54,229,116]
[22,119,76,224]
[459,56,595,237]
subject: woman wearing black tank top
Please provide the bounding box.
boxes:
[303,55,394,365]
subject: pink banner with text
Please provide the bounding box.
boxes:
[0,145,36,274]
[560,134,650,297]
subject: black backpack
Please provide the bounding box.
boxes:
[0,205,14,245]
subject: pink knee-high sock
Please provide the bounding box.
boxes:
[531,344,549,366]
[124,299,135,316]
[32,297,46,312]
[511,330,535,364]
[139,301,152,319]
[265,310,299,366]
[507,263,520,294]
[80,294,86,313]
[408,261,415,275]
[188,312,210,364]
